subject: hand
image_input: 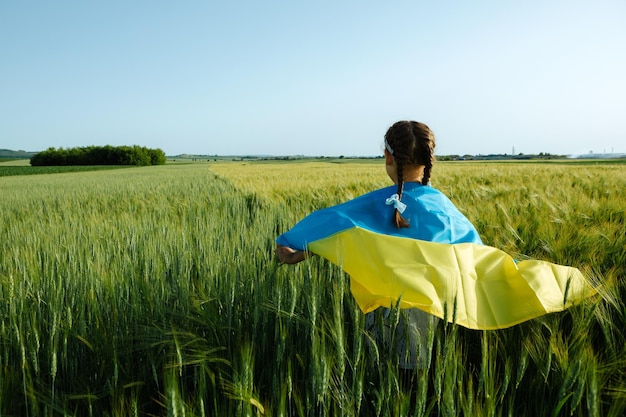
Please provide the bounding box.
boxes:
[275,245,307,264]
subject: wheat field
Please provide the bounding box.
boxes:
[0,160,624,416]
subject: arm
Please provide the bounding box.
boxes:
[275,245,311,264]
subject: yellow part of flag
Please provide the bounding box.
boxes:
[309,227,594,330]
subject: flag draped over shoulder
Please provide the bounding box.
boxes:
[276,183,594,330]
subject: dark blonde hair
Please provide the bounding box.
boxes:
[384,120,436,228]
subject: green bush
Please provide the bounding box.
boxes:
[30,145,166,166]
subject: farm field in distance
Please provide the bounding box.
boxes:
[0,160,625,416]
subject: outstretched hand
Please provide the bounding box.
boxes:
[275,245,308,264]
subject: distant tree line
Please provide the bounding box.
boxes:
[0,149,35,159]
[30,145,166,166]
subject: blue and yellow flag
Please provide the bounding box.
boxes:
[277,183,594,330]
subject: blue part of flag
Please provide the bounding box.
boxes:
[276,183,483,250]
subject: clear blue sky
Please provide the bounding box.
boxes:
[2,1,625,156]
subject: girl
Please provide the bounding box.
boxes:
[275,120,484,370]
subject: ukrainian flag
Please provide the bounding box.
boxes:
[277,183,594,330]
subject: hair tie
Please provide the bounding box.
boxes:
[385,193,406,213]
[384,138,394,155]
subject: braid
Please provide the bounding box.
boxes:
[420,126,435,185]
[394,160,410,228]
[422,160,432,185]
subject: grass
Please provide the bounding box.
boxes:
[0,165,132,177]
[0,161,625,415]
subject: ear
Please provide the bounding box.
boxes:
[384,149,394,165]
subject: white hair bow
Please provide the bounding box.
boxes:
[385,194,407,213]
